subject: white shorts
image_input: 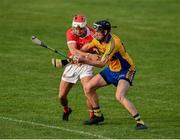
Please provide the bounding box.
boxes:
[61,64,93,83]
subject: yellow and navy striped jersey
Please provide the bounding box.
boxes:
[88,34,135,72]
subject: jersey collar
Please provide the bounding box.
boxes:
[104,34,111,43]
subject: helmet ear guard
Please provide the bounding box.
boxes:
[93,23,101,31]
[93,20,111,34]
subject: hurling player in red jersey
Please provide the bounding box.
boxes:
[52,15,103,121]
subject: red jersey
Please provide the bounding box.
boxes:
[66,27,94,57]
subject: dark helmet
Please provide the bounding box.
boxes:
[93,20,111,36]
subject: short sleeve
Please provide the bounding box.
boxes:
[66,29,77,44]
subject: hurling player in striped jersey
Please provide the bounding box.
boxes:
[76,20,147,129]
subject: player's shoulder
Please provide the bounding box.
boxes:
[112,33,121,41]
[111,34,122,45]
[66,28,74,35]
[66,28,78,39]
[91,38,100,45]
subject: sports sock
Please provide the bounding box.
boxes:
[89,110,94,119]
[133,113,144,125]
[63,106,69,113]
[93,107,102,117]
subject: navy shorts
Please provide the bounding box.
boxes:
[100,67,136,87]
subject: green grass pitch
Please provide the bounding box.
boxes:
[0,0,180,138]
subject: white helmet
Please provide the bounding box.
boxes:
[72,15,87,28]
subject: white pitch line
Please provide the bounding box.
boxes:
[0,116,109,139]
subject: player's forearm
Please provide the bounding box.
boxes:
[89,61,105,68]
[80,43,91,52]
[79,55,105,68]
[83,60,104,68]
[74,49,88,57]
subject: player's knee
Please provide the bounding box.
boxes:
[116,93,125,103]
[59,94,67,101]
[59,88,67,99]
[59,94,68,106]
[84,83,93,94]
